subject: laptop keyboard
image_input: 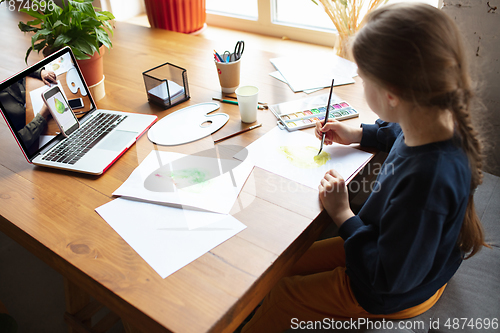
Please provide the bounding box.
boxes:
[42,113,127,165]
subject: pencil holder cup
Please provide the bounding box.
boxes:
[215,58,241,93]
[143,63,190,109]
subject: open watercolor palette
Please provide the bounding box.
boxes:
[277,101,359,131]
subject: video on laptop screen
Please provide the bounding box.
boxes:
[0,49,93,158]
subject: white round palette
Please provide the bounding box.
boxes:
[148,103,229,146]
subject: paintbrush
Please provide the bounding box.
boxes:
[214,123,262,143]
[318,79,335,156]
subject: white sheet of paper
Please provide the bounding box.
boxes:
[148,80,185,101]
[113,150,254,215]
[95,198,246,278]
[269,71,323,94]
[234,127,372,189]
[270,54,357,92]
[269,70,287,83]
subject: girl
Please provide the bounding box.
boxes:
[241,3,488,332]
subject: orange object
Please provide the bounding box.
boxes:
[76,46,105,87]
[144,0,206,34]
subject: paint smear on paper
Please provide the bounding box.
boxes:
[144,167,212,193]
[278,146,330,169]
[143,147,248,194]
[170,168,211,190]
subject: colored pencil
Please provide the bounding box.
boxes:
[212,97,238,105]
[214,50,223,62]
[224,95,268,105]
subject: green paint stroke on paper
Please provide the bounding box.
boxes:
[278,146,330,169]
[170,168,209,187]
[171,168,212,193]
[144,167,212,193]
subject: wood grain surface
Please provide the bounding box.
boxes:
[0,9,377,333]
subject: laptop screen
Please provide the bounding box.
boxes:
[0,47,95,160]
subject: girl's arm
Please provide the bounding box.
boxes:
[339,167,465,296]
[315,119,402,152]
[18,113,47,149]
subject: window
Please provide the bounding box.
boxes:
[206,0,442,46]
[273,0,342,32]
[205,0,258,20]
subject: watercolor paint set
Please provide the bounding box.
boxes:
[276,101,359,131]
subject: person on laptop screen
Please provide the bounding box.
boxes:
[0,68,57,152]
[0,47,157,175]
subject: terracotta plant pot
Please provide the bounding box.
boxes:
[144,0,206,34]
[76,46,105,87]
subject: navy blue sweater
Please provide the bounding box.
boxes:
[339,120,470,314]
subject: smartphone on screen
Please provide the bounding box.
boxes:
[42,86,80,137]
[68,97,84,110]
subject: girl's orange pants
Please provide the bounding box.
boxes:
[242,236,446,333]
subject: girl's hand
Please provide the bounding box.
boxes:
[315,119,363,146]
[318,169,354,227]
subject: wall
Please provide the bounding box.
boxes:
[52,0,103,10]
[442,0,500,176]
[98,0,145,21]
[51,0,144,21]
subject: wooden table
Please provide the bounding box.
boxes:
[0,9,378,333]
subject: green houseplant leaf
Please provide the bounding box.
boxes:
[16,0,114,63]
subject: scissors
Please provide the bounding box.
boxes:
[232,40,244,61]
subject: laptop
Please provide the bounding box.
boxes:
[0,47,157,175]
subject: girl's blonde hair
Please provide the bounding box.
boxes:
[352,3,487,258]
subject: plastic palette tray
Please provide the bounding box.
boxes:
[278,101,359,131]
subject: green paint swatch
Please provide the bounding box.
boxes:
[278,146,330,169]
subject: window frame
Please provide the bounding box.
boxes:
[206,0,443,47]
[206,0,338,47]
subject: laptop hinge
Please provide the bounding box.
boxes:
[38,138,61,156]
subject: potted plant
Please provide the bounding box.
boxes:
[15,0,114,95]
